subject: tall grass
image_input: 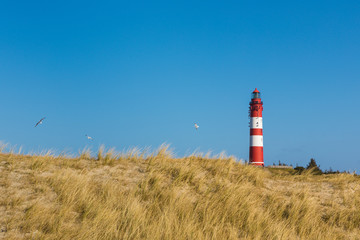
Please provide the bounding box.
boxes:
[0,146,359,239]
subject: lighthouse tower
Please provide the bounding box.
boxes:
[249,88,264,166]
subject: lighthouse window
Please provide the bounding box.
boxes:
[252,92,261,99]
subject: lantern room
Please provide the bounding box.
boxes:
[251,88,261,99]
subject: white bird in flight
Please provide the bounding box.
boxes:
[35,117,46,127]
[194,123,199,130]
[85,134,93,140]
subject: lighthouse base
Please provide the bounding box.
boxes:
[250,162,264,167]
[249,146,264,166]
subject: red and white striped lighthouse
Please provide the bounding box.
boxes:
[249,88,264,166]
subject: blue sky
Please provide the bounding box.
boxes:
[0,0,359,172]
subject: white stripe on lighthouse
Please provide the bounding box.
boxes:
[250,117,263,129]
[250,135,263,147]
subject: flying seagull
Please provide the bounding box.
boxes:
[194,123,199,130]
[35,117,46,127]
[85,134,93,140]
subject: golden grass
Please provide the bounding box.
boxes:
[0,146,359,239]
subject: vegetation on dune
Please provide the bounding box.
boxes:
[0,145,360,239]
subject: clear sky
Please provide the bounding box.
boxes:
[1,0,359,172]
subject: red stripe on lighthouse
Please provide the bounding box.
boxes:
[249,147,263,165]
[250,129,263,135]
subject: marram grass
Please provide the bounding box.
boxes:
[0,146,359,239]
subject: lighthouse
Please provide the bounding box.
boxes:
[249,88,264,166]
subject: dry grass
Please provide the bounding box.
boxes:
[0,146,359,239]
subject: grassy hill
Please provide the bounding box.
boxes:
[1,146,359,239]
